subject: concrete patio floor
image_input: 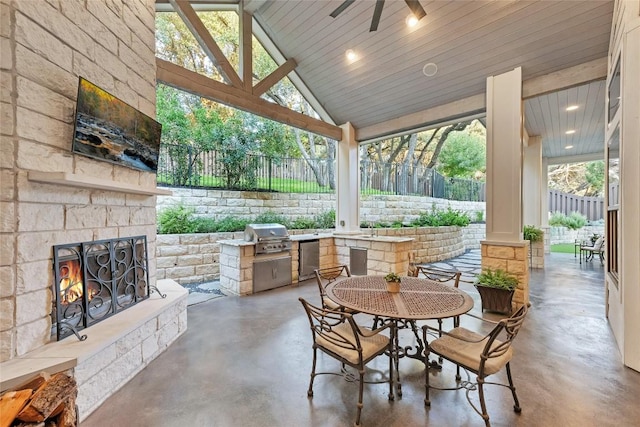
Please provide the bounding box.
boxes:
[83,252,640,426]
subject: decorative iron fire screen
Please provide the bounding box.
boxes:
[52,235,157,341]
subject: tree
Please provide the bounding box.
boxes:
[584,161,605,196]
[548,161,605,197]
[436,131,486,178]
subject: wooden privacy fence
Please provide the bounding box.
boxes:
[548,190,604,220]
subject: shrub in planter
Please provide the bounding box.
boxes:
[523,225,543,242]
[474,269,518,314]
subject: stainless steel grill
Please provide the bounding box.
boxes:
[244,223,292,255]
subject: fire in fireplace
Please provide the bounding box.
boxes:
[52,236,157,341]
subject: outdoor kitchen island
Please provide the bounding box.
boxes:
[218,230,334,295]
[219,229,414,295]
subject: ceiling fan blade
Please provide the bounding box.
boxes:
[404,0,426,20]
[370,0,385,31]
[330,0,356,18]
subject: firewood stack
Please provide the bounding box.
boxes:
[0,373,77,427]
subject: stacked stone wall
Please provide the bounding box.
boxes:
[157,226,479,284]
[548,225,605,245]
[156,188,486,224]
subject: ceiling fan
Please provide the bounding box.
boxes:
[330,0,427,32]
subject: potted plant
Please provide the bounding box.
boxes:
[474,268,518,314]
[523,225,543,242]
[384,272,401,293]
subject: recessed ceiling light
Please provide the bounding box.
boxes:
[565,130,576,135]
[566,105,579,111]
[406,14,419,27]
[565,145,574,149]
[345,49,357,62]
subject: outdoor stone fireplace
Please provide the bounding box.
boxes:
[52,236,155,341]
[0,0,187,421]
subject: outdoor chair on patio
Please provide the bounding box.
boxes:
[422,305,528,427]
[299,298,394,427]
[411,266,463,333]
[580,236,604,265]
[314,265,358,313]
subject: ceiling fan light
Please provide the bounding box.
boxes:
[345,49,357,62]
[406,14,419,27]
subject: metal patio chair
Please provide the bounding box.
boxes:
[412,266,463,331]
[314,265,358,313]
[580,236,604,265]
[422,305,528,427]
[299,298,394,427]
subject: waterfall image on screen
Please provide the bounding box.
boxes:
[72,77,162,172]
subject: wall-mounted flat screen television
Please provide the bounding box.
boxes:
[72,77,162,172]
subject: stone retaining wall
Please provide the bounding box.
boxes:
[157,188,486,224]
[158,226,482,284]
[548,225,605,245]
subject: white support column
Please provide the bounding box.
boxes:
[523,136,543,226]
[541,157,549,227]
[335,122,360,233]
[485,67,524,242]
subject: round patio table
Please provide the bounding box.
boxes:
[325,275,473,321]
[325,275,474,397]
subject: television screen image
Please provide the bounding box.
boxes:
[72,77,162,172]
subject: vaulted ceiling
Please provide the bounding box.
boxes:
[157,0,614,163]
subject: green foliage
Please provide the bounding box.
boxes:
[291,217,317,229]
[585,161,605,196]
[523,225,543,242]
[566,211,588,229]
[549,211,587,230]
[157,205,197,234]
[474,210,484,223]
[475,269,518,291]
[192,217,217,233]
[437,131,486,178]
[253,210,291,228]
[214,216,250,232]
[384,272,401,282]
[314,209,335,229]
[391,220,404,228]
[411,205,470,227]
[548,211,566,227]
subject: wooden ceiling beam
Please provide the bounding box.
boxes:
[253,58,297,97]
[356,94,486,142]
[157,58,342,140]
[522,57,607,99]
[168,0,244,88]
[240,10,253,91]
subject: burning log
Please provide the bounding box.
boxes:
[0,373,77,427]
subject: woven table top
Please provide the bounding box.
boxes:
[326,275,474,320]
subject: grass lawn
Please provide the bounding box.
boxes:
[550,243,576,254]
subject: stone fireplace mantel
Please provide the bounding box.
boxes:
[27,171,172,196]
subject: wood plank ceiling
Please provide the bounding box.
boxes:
[160,0,614,163]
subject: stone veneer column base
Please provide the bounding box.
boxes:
[0,280,188,422]
[481,240,530,309]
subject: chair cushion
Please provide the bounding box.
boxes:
[316,323,389,365]
[322,297,359,314]
[430,327,513,376]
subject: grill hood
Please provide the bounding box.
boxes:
[244,223,289,242]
